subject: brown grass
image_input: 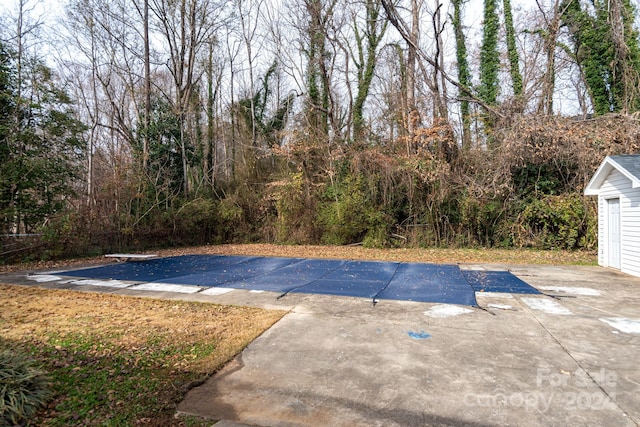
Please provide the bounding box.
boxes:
[154,243,597,265]
[0,284,285,425]
[0,243,597,275]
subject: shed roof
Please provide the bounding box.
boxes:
[585,154,640,195]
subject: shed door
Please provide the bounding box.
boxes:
[608,198,621,269]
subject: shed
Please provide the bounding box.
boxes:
[585,155,640,278]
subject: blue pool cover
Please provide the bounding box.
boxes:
[58,255,540,306]
[461,270,541,294]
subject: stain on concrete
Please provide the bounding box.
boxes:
[407,330,431,340]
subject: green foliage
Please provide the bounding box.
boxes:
[217,199,242,223]
[460,196,509,247]
[0,349,52,425]
[236,60,294,147]
[173,198,218,244]
[562,0,640,114]
[274,172,318,244]
[478,0,500,105]
[216,195,245,241]
[317,175,391,247]
[451,0,472,145]
[512,163,565,196]
[138,95,186,196]
[503,0,523,97]
[514,194,594,249]
[0,42,86,236]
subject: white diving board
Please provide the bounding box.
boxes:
[104,253,159,262]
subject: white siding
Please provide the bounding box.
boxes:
[597,196,606,266]
[597,169,640,278]
[622,188,640,278]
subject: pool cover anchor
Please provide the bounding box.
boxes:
[371,263,401,307]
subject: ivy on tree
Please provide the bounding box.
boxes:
[478,0,500,106]
[562,0,640,114]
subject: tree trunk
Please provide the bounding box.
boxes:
[452,0,471,148]
[406,0,419,154]
[503,0,523,98]
[143,0,151,169]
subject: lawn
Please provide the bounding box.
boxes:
[0,244,597,425]
[181,244,597,265]
[0,284,285,426]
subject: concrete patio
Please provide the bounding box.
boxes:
[4,262,640,426]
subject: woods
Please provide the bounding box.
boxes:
[1,0,640,260]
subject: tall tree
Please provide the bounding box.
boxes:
[380,0,423,153]
[204,37,222,187]
[503,0,523,98]
[430,2,448,121]
[406,0,420,147]
[142,0,151,169]
[351,0,387,140]
[451,0,472,147]
[130,0,153,170]
[0,42,86,235]
[608,0,640,113]
[65,0,142,207]
[235,61,295,148]
[562,0,640,114]
[534,0,566,115]
[152,0,222,195]
[478,0,500,106]
[6,0,43,104]
[237,0,263,149]
[303,0,336,139]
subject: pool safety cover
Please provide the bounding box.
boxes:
[374,263,477,306]
[57,255,538,306]
[462,270,541,294]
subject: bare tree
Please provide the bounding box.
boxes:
[130,0,151,169]
[64,0,142,205]
[224,27,241,180]
[429,1,448,121]
[534,0,571,115]
[151,0,224,195]
[300,0,338,139]
[2,0,45,103]
[237,0,265,149]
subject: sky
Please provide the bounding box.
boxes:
[0,0,614,117]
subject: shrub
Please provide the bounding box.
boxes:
[173,198,218,244]
[362,209,392,248]
[513,193,594,249]
[216,195,245,241]
[0,349,52,426]
[317,175,392,247]
[273,172,318,244]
